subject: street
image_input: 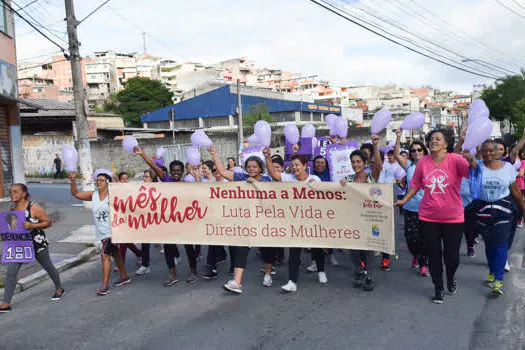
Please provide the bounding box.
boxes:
[28,183,80,207]
[1,186,525,349]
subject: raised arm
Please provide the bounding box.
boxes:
[393,128,408,169]
[371,135,383,181]
[510,128,525,163]
[69,173,93,201]
[134,146,165,180]
[263,147,282,182]
[208,145,234,181]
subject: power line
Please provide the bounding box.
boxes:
[510,0,525,12]
[493,0,525,19]
[309,0,500,79]
[18,0,40,10]
[16,18,64,37]
[1,0,68,54]
[18,50,62,61]
[12,0,68,43]
[18,58,68,71]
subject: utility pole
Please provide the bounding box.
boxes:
[142,33,147,55]
[236,79,243,157]
[170,108,175,140]
[65,0,93,200]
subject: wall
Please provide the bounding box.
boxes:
[88,116,124,129]
[22,135,74,175]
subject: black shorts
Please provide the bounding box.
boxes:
[101,238,118,256]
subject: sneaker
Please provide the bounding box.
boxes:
[96,284,110,296]
[262,274,273,287]
[484,273,495,288]
[259,265,276,275]
[203,269,218,280]
[491,280,504,296]
[330,254,339,266]
[411,256,419,269]
[306,261,317,273]
[0,304,12,313]
[363,277,375,291]
[447,279,458,295]
[474,237,480,244]
[223,280,243,294]
[160,248,165,254]
[281,280,297,293]
[113,267,119,272]
[135,266,151,275]
[163,275,179,287]
[505,261,510,272]
[51,288,65,301]
[197,252,203,260]
[518,220,523,228]
[187,273,198,284]
[318,271,328,284]
[113,276,131,287]
[381,258,390,271]
[467,246,475,258]
[432,290,444,304]
[174,257,181,266]
[420,265,430,277]
[353,272,366,288]
[136,257,142,265]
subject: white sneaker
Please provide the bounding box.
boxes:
[175,257,181,266]
[330,254,338,266]
[505,261,510,272]
[262,274,273,287]
[223,280,242,294]
[318,272,328,284]
[135,266,151,275]
[306,261,317,273]
[160,248,165,254]
[281,280,297,293]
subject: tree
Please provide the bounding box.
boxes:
[242,103,274,135]
[512,98,525,137]
[116,77,174,126]
[481,70,525,135]
[95,94,118,114]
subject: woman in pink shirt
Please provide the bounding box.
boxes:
[517,151,525,227]
[396,129,475,304]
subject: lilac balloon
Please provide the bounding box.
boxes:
[400,112,425,130]
[334,118,348,138]
[468,105,490,126]
[156,147,165,159]
[191,129,212,148]
[61,145,78,173]
[329,122,338,137]
[254,120,271,147]
[247,134,260,145]
[325,114,337,128]
[470,99,486,112]
[301,124,316,138]
[153,158,164,167]
[463,118,493,150]
[371,109,392,134]
[122,136,138,153]
[94,168,113,180]
[284,124,300,144]
[469,148,477,157]
[186,147,201,167]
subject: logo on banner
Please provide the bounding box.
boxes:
[372,224,380,237]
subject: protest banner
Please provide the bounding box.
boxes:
[110,182,395,254]
[0,211,35,263]
[326,143,358,182]
[241,146,265,165]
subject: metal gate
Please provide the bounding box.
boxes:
[162,143,193,167]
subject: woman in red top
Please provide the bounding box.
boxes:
[396,129,476,304]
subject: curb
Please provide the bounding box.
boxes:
[26,179,70,184]
[11,247,100,295]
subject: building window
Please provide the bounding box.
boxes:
[0,3,6,34]
[202,116,229,128]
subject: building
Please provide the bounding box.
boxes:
[141,85,343,131]
[18,76,58,100]
[0,0,26,197]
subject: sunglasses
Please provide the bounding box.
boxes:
[410,148,424,153]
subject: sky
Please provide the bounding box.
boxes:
[12,0,525,94]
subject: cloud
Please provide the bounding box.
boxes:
[13,0,525,94]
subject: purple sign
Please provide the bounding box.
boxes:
[1,211,35,263]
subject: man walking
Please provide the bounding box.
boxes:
[53,154,62,179]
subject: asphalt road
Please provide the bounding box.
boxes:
[28,183,80,207]
[2,213,525,350]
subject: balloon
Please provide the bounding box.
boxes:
[325,114,337,128]
[61,145,78,173]
[284,124,300,144]
[153,158,164,167]
[468,105,490,126]
[301,124,316,138]
[186,147,201,167]
[329,122,338,136]
[254,120,272,146]
[470,99,486,112]
[334,118,348,139]
[122,136,138,153]
[191,129,212,148]
[469,148,477,157]
[400,112,425,130]
[247,134,260,145]
[462,118,493,151]
[94,168,113,180]
[371,109,392,134]
[156,147,165,159]
[387,140,396,149]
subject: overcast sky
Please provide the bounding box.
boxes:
[13,0,525,94]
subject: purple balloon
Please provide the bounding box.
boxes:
[371,109,392,134]
[463,118,493,150]
[153,158,164,167]
[191,129,212,148]
[186,147,201,167]
[284,124,300,144]
[254,120,271,147]
[325,114,337,128]
[468,105,490,126]
[301,124,316,138]
[247,134,260,145]
[122,136,138,153]
[334,118,348,138]
[61,145,78,173]
[400,112,425,130]
[470,99,486,113]
[156,147,165,159]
